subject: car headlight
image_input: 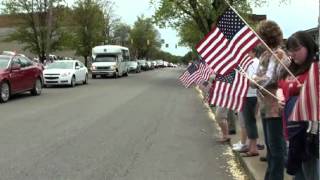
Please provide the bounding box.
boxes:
[91,66,96,70]
[61,72,71,77]
[111,65,116,70]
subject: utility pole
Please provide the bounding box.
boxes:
[45,0,53,62]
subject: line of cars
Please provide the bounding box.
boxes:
[0,45,177,103]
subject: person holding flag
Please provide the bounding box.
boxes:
[277,31,319,180]
[254,20,288,180]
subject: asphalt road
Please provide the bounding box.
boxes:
[0,68,239,180]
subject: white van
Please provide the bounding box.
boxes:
[91,45,130,78]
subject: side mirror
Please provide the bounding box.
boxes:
[11,64,21,71]
[75,66,80,70]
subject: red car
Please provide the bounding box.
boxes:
[0,54,43,103]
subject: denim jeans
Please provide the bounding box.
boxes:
[293,157,319,180]
[262,117,286,180]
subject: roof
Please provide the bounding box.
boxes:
[0,14,24,27]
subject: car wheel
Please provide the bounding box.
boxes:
[0,81,10,103]
[92,74,96,79]
[124,70,128,76]
[114,72,118,79]
[83,74,88,84]
[31,78,42,96]
[70,76,76,87]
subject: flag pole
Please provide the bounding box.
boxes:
[236,67,281,101]
[318,0,320,59]
[222,0,302,86]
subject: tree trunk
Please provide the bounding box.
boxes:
[84,56,88,67]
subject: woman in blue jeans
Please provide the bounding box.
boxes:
[255,20,287,180]
[277,31,319,180]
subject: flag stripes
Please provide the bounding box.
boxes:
[196,8,260,75]
[289,61,320,121]
[209,55,253,111]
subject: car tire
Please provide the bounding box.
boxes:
[92,74,96,79]
[70,76,76,87]
[31,78,42,96]
[114,72,118,79]
[124,70,128,76]
[0,81,10,103]
[83,74,88,84]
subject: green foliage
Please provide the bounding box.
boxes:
[151,0,286,57]
[180,51,194,64]
[129,15,161,59]
[71,0,106,66]
[1,0,69,61]
[112,23,131,46]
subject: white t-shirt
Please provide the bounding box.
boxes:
[246,57,259,97]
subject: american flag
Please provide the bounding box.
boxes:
[196,8,260,75]
[208,55,253,112]
[195,60,213,85]
[289,61,320,122]
[179,62,200,87]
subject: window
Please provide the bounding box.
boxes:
[122,50,130,62]
[75,62,79,69]
[19,57,33,68]
[12,57,21,66]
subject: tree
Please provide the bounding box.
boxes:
[72,0,105,67]
[1,0,68,62]
[98,0,121,45]
[112,23,131,46]
[151,0,283,57]
[129,15,161,59]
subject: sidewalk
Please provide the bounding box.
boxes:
[229,119,293,180]
[196,86,293,180]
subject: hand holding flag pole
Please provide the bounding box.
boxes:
[223,1,302,86]
[237,66,281,101]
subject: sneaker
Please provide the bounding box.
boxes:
[232,143,247,151]
[232,141,242,147]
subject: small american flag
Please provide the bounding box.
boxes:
[196,8,260,75]
[179,62,200,87]
[195,60,213,85]
[289,61,320,121]
[208,55,253,111]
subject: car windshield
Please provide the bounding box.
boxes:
[46,61,74,69]
[0,57,10,69]
[94,55,117,62]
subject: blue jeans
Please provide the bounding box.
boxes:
[294,158,319,180]
[262,117,285,180]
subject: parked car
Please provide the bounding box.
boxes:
[128,60,141,73]
[43,60,88,87]
[137,59,147,70]
[156,60,164,68]
[0,54,43,103]
[146,61,152,70]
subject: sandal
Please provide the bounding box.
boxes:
[241,152,259,157]
[257,144,265,150]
